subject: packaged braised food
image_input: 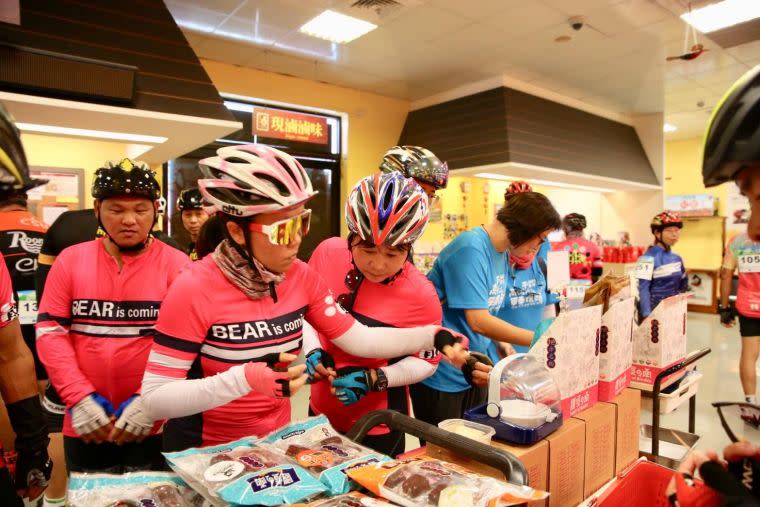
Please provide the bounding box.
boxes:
[348,457,548,507]
[67,472,202,507]
[164,437,324,506]
[289,491,397,507]
[263,415,391,495]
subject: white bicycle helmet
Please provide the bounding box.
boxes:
[346,172,429,247]
[198,144,316,217]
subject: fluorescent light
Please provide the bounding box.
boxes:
[299,10,377,44]
[664,123,677,133]
[473,172,615,193]
[16,123,167,144]
[681,0,760,33]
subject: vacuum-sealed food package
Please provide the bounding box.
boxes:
[164,437,324,506]
[263,415,391,495]
[67,472,203,507]
[289,491,398,507]
[348,457,548,507]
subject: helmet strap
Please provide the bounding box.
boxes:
[653,230,670,251]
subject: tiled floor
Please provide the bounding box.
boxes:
[292,311,748,456]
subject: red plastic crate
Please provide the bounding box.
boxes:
[588,460,673,506]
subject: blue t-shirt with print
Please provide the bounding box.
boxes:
[424,227,508,393]
[538,240,550,262]
[495,258,549,355]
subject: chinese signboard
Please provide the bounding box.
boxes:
[253,107,329,145]
[665,194,716,217]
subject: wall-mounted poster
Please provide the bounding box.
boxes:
[27,167,85,225]
[727,183,750,234]
[686,269,718,313]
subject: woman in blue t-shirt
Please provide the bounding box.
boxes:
[410,192,561,427]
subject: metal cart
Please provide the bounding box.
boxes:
[639,347,711,467]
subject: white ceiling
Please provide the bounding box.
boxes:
[167,0,760,141]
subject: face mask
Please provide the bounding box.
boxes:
[510,251,535,269]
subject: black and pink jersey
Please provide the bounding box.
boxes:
[35,239,189,438]
[308,237,442,434]
[145,254,355,448]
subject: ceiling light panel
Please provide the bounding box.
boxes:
[681,0,760,33]
[299,10,377,44]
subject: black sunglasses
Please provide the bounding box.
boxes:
[712,401,760,442]
[336,268,363,312]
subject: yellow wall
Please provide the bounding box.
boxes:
[200,59,410,236]
[665,137,731,269]
[21,133,165,229]
[21,133,131,208]
[665,137,730,216]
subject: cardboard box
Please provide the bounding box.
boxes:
[546,418,586,507]
[530,305,602,417]
[427,439,549,507]
[598,297,635,401]
[572,403,616,497]
[602,388,641,474]
[631,294,688,386]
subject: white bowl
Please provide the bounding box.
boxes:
[499,399,552,428]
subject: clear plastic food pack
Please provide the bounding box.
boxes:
[164,437,325,506]
[348,457,548,507]
[263,415,391,495]
[67,471,203,507]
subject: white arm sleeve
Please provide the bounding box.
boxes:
[382,356,437,388]
[141,365,252,421]
[301,320,320,355]
[329,321,437,359]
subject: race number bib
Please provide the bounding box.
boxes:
[635,256,654,280]
[17,290,37,325]
[566,284,587,299]
[739,254,760,273]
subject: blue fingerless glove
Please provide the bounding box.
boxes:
[332,367,373,406]
[305,348,335,382]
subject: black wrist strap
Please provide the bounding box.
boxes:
[6,396,49,454]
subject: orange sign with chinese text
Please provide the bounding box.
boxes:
[253,107,329,145]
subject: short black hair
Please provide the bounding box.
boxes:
[496,192,561,246]
[196,214,227,259]
[0,190,28,209]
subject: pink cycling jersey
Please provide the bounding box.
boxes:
[0,253,16,328]
[35,238,189,438]
[552,236,602,282]
[307,237,442,434]
[145,254,355,448]
[725,233,760,318]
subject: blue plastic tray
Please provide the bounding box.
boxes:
[464,404,563,445]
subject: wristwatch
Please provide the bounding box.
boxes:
[374,368,388,392]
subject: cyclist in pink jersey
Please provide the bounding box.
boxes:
[305,173,488,456]
[0,104,52,506]
[720,233,760,411]
[139,144,470,451]
[552,213,602,283]
[35,159,190,473]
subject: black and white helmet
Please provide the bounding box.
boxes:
[379,146,448,189]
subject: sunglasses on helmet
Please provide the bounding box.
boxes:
[248,209,311,246]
